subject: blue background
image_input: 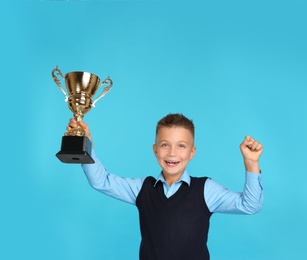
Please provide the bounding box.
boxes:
[1,0,307,259]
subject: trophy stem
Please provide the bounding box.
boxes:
[75,114,83,123]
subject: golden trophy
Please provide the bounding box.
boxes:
[52,66,113,164]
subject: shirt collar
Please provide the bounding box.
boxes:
[154,170,191,187]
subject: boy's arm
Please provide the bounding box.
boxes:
[68,119,144,205]
[205,173,263,214]
[205,136,264,214]
[82,150,144,204]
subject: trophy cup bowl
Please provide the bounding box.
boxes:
[52,66,113,164]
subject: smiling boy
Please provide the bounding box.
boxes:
[154,125,196,186]
[67,113,263,260]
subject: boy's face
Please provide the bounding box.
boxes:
[153,126,196,184]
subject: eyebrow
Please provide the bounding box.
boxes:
[158,140,189,144]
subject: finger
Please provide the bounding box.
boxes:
[68,118,78,128]
[245,136,259,148]
[255,143,263,151]
[245,136,251,142]
[250,141,259,150]
[244,136,254,146]
[249,141,263,151]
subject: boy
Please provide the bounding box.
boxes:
[67,113,263,260]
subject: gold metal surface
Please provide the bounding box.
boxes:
[52,66,113,136]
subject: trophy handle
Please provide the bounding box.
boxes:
[52,66,69,102]
[92,76,113,107]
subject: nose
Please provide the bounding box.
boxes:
[168,146,176,157]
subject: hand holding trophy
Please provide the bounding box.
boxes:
[52,66,113,164]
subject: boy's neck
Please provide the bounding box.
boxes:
[162,173,183,186]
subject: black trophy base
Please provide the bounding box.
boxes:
[56,136,95,164]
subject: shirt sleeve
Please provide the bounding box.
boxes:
[81,149,144,205]
[204,172,264,214]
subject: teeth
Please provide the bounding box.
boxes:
[166,161,178,164]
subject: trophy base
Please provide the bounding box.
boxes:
[56,136,95,164]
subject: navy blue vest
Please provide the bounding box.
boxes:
[136,176,212,260]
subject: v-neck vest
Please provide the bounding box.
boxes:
[136,176,212,260]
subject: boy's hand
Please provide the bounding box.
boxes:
[240,136,263,173]
[66,118,93,143]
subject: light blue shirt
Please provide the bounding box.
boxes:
[82,150,263,214]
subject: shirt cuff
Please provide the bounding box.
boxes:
[245,171,263,186]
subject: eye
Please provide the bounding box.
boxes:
[179,144,186,148]
[161,143,168,147]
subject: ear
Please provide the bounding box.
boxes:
[153,144,157,157]
[189,146,196,160]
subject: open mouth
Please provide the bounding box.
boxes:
[165,160,180,167]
